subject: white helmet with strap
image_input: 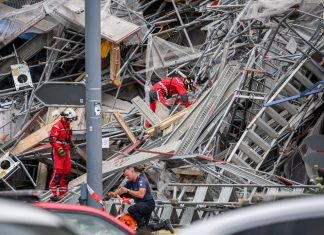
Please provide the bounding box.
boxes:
[61,108,78,121]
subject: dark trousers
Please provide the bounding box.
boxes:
[128,200,155,229]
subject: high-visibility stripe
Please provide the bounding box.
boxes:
[56,140,68,144]
[50,137,70,144]
[158,82,168,95]
[175,77,182,84]
[87,184,104,206]
[157,90,161,102]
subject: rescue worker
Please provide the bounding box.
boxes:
[49,108,77,201]
[146,74,194,127]
[149,75,193,113]
[108,167,174,233]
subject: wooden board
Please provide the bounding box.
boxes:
[101,14,141,44]
[56,0,140,44]
[68,140,181,189]
[10,108,82,155]
[10,120,57,155]
[113,112,137,144]
[110,43,121,87]
[145,107,190,136]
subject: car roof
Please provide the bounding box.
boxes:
[0,198,66,227]
[35,202,135,234]
[180,196,324,235]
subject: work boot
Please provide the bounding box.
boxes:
[50,196,60,202]
[163,219,174,234]
[135,218,147,231]
[147,221,165,232]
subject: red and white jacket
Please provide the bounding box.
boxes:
[49,117,73,150]
[151,76,190,107]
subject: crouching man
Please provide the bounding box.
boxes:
[108,167,174,233]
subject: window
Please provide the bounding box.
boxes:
[54,211,129,235]
[0,223,77,235]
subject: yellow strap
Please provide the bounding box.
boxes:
[101,40,110,59]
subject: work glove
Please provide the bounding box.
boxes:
[57,148,65,158]
[105,192,117,199]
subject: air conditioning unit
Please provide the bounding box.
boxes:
[0,153,20,179]
[11,63,33,91]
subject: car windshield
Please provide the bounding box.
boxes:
[0,223,77,235]
[54,211,129,235]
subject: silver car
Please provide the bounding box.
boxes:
[0,198,79,235]
[180,196,324,235]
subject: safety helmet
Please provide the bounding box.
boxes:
[61,108,78,121]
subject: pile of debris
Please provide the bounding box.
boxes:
[1,0,324,226]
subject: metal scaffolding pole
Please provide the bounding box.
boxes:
[85,0,102,209]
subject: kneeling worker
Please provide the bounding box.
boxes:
[146,73,194,127]
[108,167,174,233]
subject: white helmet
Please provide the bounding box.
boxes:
[61,108,77,121]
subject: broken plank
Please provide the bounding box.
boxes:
[74,72,85,82]
[110,43,121,87]
[10,108,81,155]
[113,112,137,144]
[145,107,191,136]
[10,120,58,155]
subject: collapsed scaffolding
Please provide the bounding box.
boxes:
[0,0,324,226]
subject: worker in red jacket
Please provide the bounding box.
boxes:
[48,108,77,201]
[146,75,193,127]
[149,76,192,112]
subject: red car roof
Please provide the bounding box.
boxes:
[34,202,135,235]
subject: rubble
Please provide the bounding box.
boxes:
[0,0,324,226]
